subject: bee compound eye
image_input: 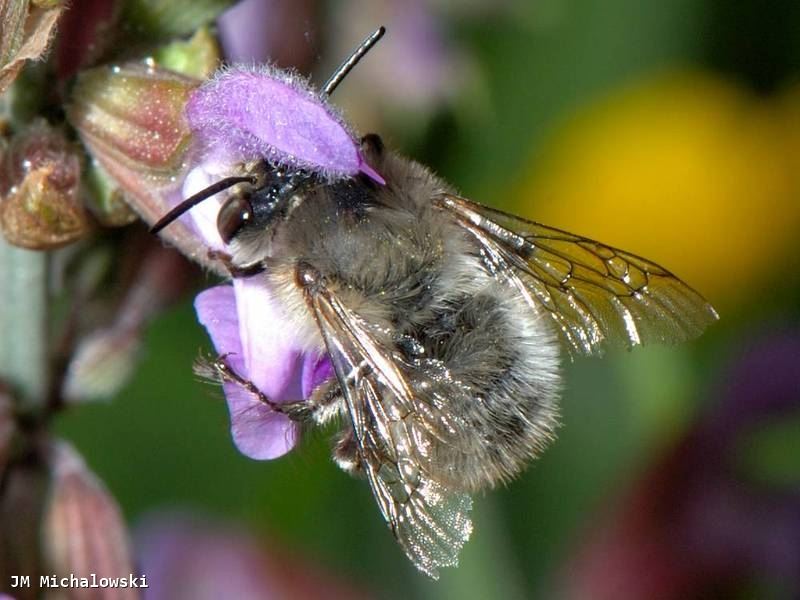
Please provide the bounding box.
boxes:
[217,196,253,244]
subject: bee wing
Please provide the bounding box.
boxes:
[435,194,718,356]
[309,284,473,579]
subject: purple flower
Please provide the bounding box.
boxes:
[136,513,369,600]
[216,0,318,69]
[178,66,373,459]
[195,282,332,459]
[327,0,477,126]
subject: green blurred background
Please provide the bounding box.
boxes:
[56,0,800,597]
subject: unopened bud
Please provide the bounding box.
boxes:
[62,327,140,403]
[0,121,91,249]
[42,441,137,598]
[122,0,236,40]
[68,63,197,194]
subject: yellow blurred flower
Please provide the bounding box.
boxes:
[513,72,800,311]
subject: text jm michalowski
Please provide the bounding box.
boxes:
[11,574,148,589]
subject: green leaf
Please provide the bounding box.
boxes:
[736,414,800,488]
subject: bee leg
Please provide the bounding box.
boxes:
[212,354,279,409]
[206,249,265,278]
[301,379,344,425]
[274,378,345,425]
[212,354,342,424]
[298,378,361,475]
[332,427,363,476]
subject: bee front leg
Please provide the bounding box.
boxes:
[212,354,342,425]
[212,354,284,411]
[359,133,384,162]
[206,250,265,278]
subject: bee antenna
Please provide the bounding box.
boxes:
[322,26,386,97]
[150,175,256,235]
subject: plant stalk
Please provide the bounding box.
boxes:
[0,237,48,412]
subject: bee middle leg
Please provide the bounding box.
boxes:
[332,427,362,476]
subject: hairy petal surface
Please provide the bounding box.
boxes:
[186,66,384,183]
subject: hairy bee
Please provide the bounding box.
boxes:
[152,28,717,578]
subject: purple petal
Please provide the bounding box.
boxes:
[185,66,384,183]
[195,284,301,459]
[179,163,228,251]
[194,285,244,371]
[301,353,334,399]
[232,278,303,399]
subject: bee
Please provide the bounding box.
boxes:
[152,27,717,578]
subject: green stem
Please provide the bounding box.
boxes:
[0,237,48,412]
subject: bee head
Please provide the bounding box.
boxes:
[150,26,387,243]
[149,165,314,244]
[216,167,314,244]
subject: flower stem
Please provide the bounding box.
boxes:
[0,238,48,412]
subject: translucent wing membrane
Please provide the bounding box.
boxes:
[310,285,473,578]
[435,195,718,356]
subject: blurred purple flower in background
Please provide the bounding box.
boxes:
[137,514,369,600]
[217,0,317,68]
[329,0,478,129]
[558,330,800,599]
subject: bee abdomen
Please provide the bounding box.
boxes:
[410,284,561,492]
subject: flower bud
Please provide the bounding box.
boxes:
[41,441,136,597]
[68,63,196,213]
[61,328,141,403]
[69,63,228,270]
[62,243,192,403]
[69,63,197,179]
[31,0,63,8]
[0,121,91,249]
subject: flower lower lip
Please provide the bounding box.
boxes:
[194,280,332,460]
